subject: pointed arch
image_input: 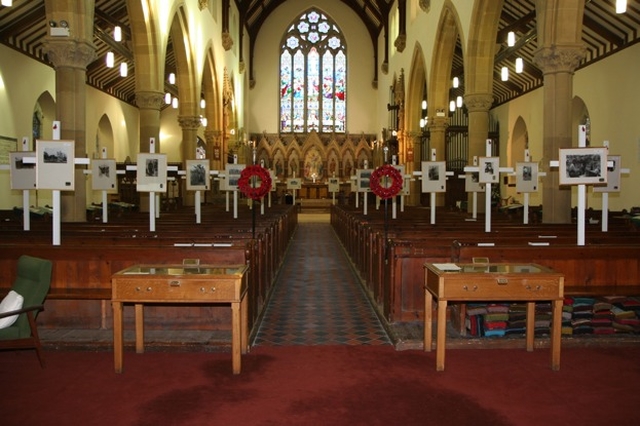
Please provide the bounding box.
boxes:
[406,42,428,132]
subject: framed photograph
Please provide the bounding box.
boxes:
[36,139,75,190]
[479,157,499,184]
[328,177,340,193]
[594,155,621,193]
[137,153,167,193]
[421,161,446,193]
[287,177,301,190]
[559,147,607,186]
[357,169,371,192]
[10,152,36,190]
[515,162,538,193]
[91,159,117,192]
[186,159,210,191]
[465,172,484,192]
[225,164,244,190]
[217,173,229,191]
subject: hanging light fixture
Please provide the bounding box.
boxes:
[172,97,178,109]
[201,116,208,127]
[501,66,509,81]
[165,93,172,104]
[1,0,13,6]
[106,52,114,68]
[507,31,516,47]
[452,77,459,88]
[449,100,456,112]
[114,26,122,42]
[515,57,524,74]
[168,73,176,85]
[420,118,425,128]
[200,98,206,109]
[421,100,427,110]
[120,62,128,77]
[456,96,463,108]
[616,0,627,14]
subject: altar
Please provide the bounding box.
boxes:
[299,183,329,199]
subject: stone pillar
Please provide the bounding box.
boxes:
[534,45,585,223]
[464,93,493,213]
[404,131,421,206]
[179,116,202,206]
[41,38,96,222]
[427,117,448,207]
[135,91,164,153]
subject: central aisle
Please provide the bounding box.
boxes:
[253,218,391,346]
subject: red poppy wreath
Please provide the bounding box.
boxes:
[370,164,403,199]
[238,165,272,200]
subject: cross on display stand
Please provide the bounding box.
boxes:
[413,149,454,224]
[507,149,546,225]
[463,140,513,232]
[328,174,340,205]
[457,156,483,221]
[594,140,630,232]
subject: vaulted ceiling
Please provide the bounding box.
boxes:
[0,0,638,110]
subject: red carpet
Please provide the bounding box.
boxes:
[2,345,639,425]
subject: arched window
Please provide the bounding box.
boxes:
[279,9,346,134]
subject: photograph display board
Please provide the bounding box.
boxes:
[357,169,371,192]
[287,177,301,190]
[515,162,538,193]
[465,172,484,192]
[479,157,499,184]
[91,159,117,191]
[10,151,36,190]
[186,159,210,191]
[225,164,244,190]
[421,161,446,193]
[559,147,607,186]
[593,155,621,193]
[36,140,75,190]
[136,153,167,193]
[328,177,340,193]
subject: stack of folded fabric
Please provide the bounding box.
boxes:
[591,300,615,335]
[465,303,488,336]
[561,298,574,335]
[570,297,596,335]
[607,296,640,333]
[534,302,552,336]
[506,303,527,336]
[483,304,510,337]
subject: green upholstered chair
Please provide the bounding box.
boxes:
[0,255,53,367]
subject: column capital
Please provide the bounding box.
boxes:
[135,91,164,110]
[428,116,449,131]
[464,93,494,113]
[534,44,587,74]
[42,38,96,69]
[178,115,202,130]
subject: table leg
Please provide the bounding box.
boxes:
[525,302,535,352]
[436,300,447,371]
[423,289,432,352]
[135,303,144,354]
[241,292,248,355]
[231,301,241,374]
[112,301,123,373]
[551,299,562,371]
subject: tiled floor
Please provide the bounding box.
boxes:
[253,218,391,346]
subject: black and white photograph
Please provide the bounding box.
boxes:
[9,151,36,190]
[479,157,499,183]
[225,164,245,190]
[187,159,210,191]
[91,159,117,191]
[357,169,371,192]
[287,178,301,190]
[594,155,621,193]
[421,161,446,193]
[465,172,484,192]
[136,153,167,192]
[559,147,608,186]
[516,162,538,193]
[328,177,340,193]
[36,140,75,190]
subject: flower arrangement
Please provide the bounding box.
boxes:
[238,165,272,200]
[370,164,403,199]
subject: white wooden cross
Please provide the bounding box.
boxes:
[412,149,454,224]
[463,139,513,232]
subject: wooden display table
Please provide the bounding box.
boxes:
[424,263,564,371]
[111,264,249,374]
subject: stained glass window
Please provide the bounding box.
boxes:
[280,9,346,133]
